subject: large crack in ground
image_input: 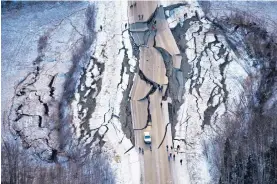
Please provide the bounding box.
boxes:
[157,123,170,149]
[119,31,138,145]
[58,5,96,152]
[7,5,96,162]
[119,11,171,144]
[7,30,55,161]
[170,8,237,132]
[202,52,232,128]
[48,74,56,98]
[35,92,49,116]
[166,15,199,138]
[133,87,156,131]
[76,56,105,142]
[189,34,220,99]
[81,21,141,149]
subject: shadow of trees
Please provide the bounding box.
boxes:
[204,12,277,184]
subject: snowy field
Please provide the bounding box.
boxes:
[2,2,140,183]
[72,1,140,183]
[2,2,88,111]
[2,1,275,184]
[202,1,277,32]
[166,1,250,183]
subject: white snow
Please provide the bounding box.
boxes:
[207,1,277,33]
[2,2,93,159]
[169,1,249,184]
[166,6,186,28]
[71,1,140,184]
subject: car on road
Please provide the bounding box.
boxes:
[144,132,151,144]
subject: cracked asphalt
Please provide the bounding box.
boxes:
[128,2,180,183]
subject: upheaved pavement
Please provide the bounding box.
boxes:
[130,74,153,101]
[139,46,168,85]
[128,1,180,184]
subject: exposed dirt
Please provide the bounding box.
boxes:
[163,16,196,138]
[119,33,139,145]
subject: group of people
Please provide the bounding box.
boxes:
[138,15,144,20]
[129,2,136,8]
[166,145,182,165]
[129,2,145,21]
[138,144,183,165]
[139,145,152,155]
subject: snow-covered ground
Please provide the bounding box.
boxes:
[1,2,88,112]
[165,1,250,183]
[92,1,140,183]
[2,2,140,183]
[2,1,91,160]
[3,1,270,184]
[203,1,277,33]
[71,1,140,183]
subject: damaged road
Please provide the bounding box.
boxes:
[127,2,181,183]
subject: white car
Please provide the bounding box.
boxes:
[144,132,151,144]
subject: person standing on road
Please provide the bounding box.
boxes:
[171,146,173,150]
[180,159,183,165]
[139,147,141,153]
[173,154,175,161]
[142,148,144,154]
[168,155,170,161]
[166,145,168,151]
[158,86,162,92]
[170,153,172,158]
[150,145,152,151]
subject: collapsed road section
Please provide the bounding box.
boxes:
[128,1,183,183]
